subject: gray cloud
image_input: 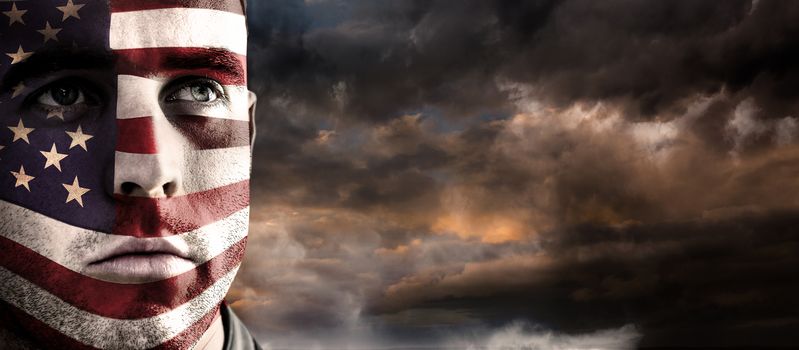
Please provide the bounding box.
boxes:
[248,0,799,124]
[235,0,799,347]
[450,322,641,350]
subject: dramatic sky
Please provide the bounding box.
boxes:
[228,0,799,348]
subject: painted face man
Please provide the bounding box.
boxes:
[0,0,258,349]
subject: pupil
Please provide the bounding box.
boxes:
[52,86,79,105]
[191,86,214,102]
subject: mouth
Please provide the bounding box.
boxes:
[84,239,195,283]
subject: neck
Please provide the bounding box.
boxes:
[194,311,226,350]
[0,327,37,350]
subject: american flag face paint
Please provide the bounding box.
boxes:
[0,1,251,348]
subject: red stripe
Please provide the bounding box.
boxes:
[110,0,244,14]
[152,306,221,350]
[117,118,157,154]
[0,300,97,350]
[116,47,247,86]
[0,235,246,319]
[117,116,250,154]
[113,180,249,237]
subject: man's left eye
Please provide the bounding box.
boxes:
[166,81,224,103]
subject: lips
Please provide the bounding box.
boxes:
[83,238,196,283]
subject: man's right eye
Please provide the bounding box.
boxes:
[37,84,86,107]
[25,78,105,123]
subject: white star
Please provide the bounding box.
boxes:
[11,82,25,99]
[66,125,93,151]
[8,119,34,144]
[3,3,27,26]
[63,176,90,207]
[37,21,61,42]
[6,45,32,64]
[56,0,84,21]
[46,109,64,120]
[11,165,34,192]
[40,143,68,171]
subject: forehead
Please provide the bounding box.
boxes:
[0,0,245,83]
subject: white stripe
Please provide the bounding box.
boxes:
[110,8,247,55]
[0,265,238,349]
[117,74,250,121]
[114,146,251,197]
[0,200,248,283]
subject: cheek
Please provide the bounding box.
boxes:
[170,116,251,151]
[182,207,250,261]
[0,204,85,267]
[0,199,102,299]
[0,92,118,233]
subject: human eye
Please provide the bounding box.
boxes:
[37,84,86,106]
[27,78,103,122]
[164,78,227,104]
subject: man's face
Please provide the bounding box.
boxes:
[0,0,251,348]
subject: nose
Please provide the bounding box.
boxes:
[113,76,184,198]
[114,150,182,198]
[113,121,184,198]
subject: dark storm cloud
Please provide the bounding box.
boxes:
[245,0,799,210]
[373,211,799,347]
[237,100,799,347]
[248,0,799,124]
[235,0,799,347]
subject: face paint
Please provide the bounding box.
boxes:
[0,1,250,348]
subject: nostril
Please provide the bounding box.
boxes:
[162,182,178,197]
[119,180,179,197]
[120,182,138,195]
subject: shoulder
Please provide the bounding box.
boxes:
[221,304,262,350]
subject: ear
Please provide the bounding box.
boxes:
[248,90,258,149]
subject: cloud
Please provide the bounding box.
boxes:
[236,92,799,345]
[236,92,799,346]
[236,0,799,347]
[247,0,799,124]
[452,322,640,350]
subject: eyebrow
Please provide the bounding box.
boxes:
[115,47,247,86]
[2,47,246,93]
[162,48,246,85]
[1,46,116,92]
